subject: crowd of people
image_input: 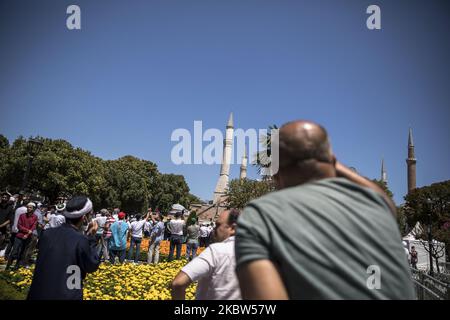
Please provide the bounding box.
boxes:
[1,120,417,300]
[0,194,215,270]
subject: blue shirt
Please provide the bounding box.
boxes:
[110,220,129,250]
[150,221,165,243]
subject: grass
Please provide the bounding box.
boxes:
[0,277,26,300]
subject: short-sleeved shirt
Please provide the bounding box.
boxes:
[186,225,200,243]
[110,220,129,250]
[199,226,209,238]
[235,177,416,300]
[130,220,147,238]
[150,221,165,243]
[182,236,241,300]
[94,216,107,235]
[45,214,66,229]
[168,219,185,236]
[12,206,27,233]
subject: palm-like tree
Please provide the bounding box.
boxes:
[252,124,278,179]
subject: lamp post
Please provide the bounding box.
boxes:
[20,138,43,193]
[426,198,434,276]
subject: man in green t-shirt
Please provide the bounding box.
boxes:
[235,120,415,300]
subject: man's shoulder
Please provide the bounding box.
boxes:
[43,224,84,240]
[208,237,235,253]
[247,177,380,209]
[15,207,26,214]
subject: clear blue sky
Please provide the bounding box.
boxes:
[1,0,449,204]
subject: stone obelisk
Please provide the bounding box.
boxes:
[381,158,387,184]
[406,128,417,194]
[240,144,247,179]
[213,113,234,203]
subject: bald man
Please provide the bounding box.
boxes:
[235,120,415,300]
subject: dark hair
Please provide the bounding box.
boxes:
[66,195,88,212]
[65,216,84,226]
[227,209,240,225]
[135,214,142,221]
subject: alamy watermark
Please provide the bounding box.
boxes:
[366,265,381,290]
[170,121,280,176]
[66,265,81,290]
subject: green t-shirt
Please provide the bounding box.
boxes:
[235,178,415,300]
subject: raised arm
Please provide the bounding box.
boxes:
[335,161,397,216]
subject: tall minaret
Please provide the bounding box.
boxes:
[381,158,387,184]
[240,144,248,180]
[406,128,417,193]
[213,113,234,203]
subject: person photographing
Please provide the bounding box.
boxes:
[27,195,100,300]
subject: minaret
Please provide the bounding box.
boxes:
[213,113,234,203]
[240,144,248,180]
[381,158,387,184]
[406,128,417,193]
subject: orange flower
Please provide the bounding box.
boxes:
[127,239,205,256]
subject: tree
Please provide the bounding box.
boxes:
[105,156,158,213]
[252,125,278,178]
[0,136,200,215]
[403,180,450,268]
[371,179,394,200]
[0,134,9,149]
[148,173,196,214]
[226,178,275,209]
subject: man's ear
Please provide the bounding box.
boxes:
[331,154,337,166]
[273,172,283,190]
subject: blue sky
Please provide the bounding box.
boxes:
[1,0,449,204]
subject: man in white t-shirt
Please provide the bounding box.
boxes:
[171,209,242,300]
[127,213,149,263]
[199,224,209,247]
[44,204,66,230]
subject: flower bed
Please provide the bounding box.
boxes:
[128,239,205,256]
[0,259,196,300]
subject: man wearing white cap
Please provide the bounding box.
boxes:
[6,202,38,270]
[27,195,100,300]
[44,203,66,230]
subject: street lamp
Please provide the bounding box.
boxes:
[426,198,434,276]
[20,137,44,193]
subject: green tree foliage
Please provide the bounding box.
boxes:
[403,180,450,259]
[104,156,158,213]
[371,179,394,200]
[370,179,406,233]
[226,178,275,209]
[0,136,199,214]
[149,173,198,213]
[0,134,9,149]
[252,125,278,178]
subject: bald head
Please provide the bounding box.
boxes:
[275,120,336,188]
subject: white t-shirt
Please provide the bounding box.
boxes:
[130,220,147,238]
[181,236,242,300]
[12,206,27,233]
[45,214,66,229]
[94,216,107,233]
[169,219,185,236]
[199,225,209,238]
